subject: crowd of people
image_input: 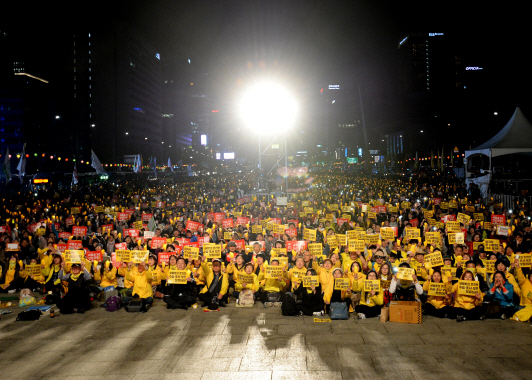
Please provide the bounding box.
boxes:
[1,173,531,323]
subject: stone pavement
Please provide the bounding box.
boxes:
[1,299,532,380]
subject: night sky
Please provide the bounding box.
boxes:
[2,1,529,149]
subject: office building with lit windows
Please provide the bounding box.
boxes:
[92,21,162,163]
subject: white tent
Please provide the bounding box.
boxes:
[465,107,532,198]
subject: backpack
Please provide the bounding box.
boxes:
[104,296,122,312]
[237,289,254,307]
[330,302,349,320]
[16,309,42,321]
[281,292,298,316]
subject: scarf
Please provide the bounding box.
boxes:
[70,272,81,281]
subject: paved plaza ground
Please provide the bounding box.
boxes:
[1,299,532,380]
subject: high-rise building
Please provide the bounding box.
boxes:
[92,21,162,164]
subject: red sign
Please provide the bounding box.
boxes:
[207,212,215,221]
[337,218,349,226]
[176,200,185,207]
[59,232,72,239]
[236,217,250,226]
[233,239,245,250]
[141,203,148,208]
[491,214,506,226]
[151,237,166,249]
[408,219,419,227]
[377,206,386,213]
[156,201,165,208]
[115,242,127,251]
[434,198,442,205]
[222,219,234,229]
[287,240,307,253]
[237,198,246,204]
[198,236,209,248]
[66,217,74,227]
[214,213,225,223]
[67,240,82,250]
[86,251,103,262]
[102,224,114,232]
[286,228,297,237]
[124,209,135,216]
[270,218,282,225]
[56,244,67,253]
[117,212,129,222]
[72,226,87,237]
[182,241,200,253]
[158,252,173,264]
[124,229,140,238]
[185,221,201,232]
[141,213,153,222]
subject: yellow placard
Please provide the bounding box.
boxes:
[270,248,287,257]
[327,235,338,247]
[184,246,199,260]
[224,231,233,240]
[483,222,493,230]
[484,239,499,252]
[425,252,444,267]
[252,225,262,234]
[71,207,80,215]
[239,274,255,284]
[265,266,283,279]
[457,280,480,296]
[308,243,323,256]
[425,210,434,219]
[440,202,449,210]
[365,234,379,245]
[64,250,84,264]
[167,269,188,284]
[303,275,319,287]
[428,282,447,297]
[334,278,350,290]
[116,250,131,262]
[446,221,461,232]
[95,206,104,213]
[304,229,317,241]
[134,221,143,230]
[131,250,149,264]
[449,201,458,209]
[25,264,42,277]
[473,213,484,221]
[519,254,532,268]
[274,256,288,265]
[425,231,440,245]
[448,232,464,245]
[313,318,332,322]
[368,212,377,219]
[336,234,347,246]
[485,260,496,273]
[363,280,381,292]
[348,239,365,252]
[380,228,395,240]
[457,213,471,225]
[346,230,358,241]
[203,243,221,258]
[397,267,415,281]
[404,227,420,240]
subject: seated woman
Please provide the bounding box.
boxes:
[56,262,92,314]
[233,262,259,302]
[294,268,325,316]
[40,253,64,293]
[353,270,383,319]
[124,261,153,312]
[146,255,164,294]
[163,257,196,310]
[323,268,352,313]
[226,253,246,291]
[93,259,118,290]
[347,262,366,309]
[422,269,453,318]
[1,255,42,293]
[256,258,286,307]
[452,270,485,322]
[486,270,516,320]
[188,258,206,296]
[378,263,393,307]
[389,262,423,301]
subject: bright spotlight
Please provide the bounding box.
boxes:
[240,82,297,133]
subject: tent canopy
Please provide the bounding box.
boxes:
[474,107,532,157]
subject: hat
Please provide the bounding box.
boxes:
[443,255,452,261]
[212,258,222,264]
[414,248,425,256]
[71,263,81,268]
[227,241,237,248]
[332,267,344,276]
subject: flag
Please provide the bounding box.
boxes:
[147,216,156,232]
[153,156,156,174]
[430,150,434,169]
[2,147,11,183]
[16,143,26,177]
[133,154,140,173]
[91,150,105,173]
[168,157,173,172]
[72,163,79,185]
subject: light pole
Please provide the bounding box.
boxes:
[240,82,297,196]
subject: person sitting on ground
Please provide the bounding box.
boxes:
[163,257,196,310]
[124,261,153,313]
[198,257,229,308]
[452,270,485,322]
[486,270,516,320]
[257,258,286,307]
[422,269,453,318]
[353,270,383,319]
[294,268,325,316]
[389,262,423,301]
[56,262,92,314]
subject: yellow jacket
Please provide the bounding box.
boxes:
[515,266,532,306]
[147,265,165,286]
[125,269,153,298]
[118,266,137,288]
[423,280,452,309]
[94,267,118,288]
[199,261,229,295]
[235,272,259,292]
[347,272,366,292]
[226,263,245,281]
[312,261,335,292]
[189,265,206,286]
[452,282,483,310]
[257,268,287,292]
[285,267,307,292]
[352,279,383,307]
[323,278,352,304]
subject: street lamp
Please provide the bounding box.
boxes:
[239,81,297,195]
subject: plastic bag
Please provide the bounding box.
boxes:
[19,296,36,307]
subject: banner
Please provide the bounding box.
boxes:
[131,250,149,263]
[428,282,447,297]
[167,269,188,284]
[64,250,84,264]
[203,243,221,258]
[457,280,480,296]
[265,266,283,279]
[303,275,319,287]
